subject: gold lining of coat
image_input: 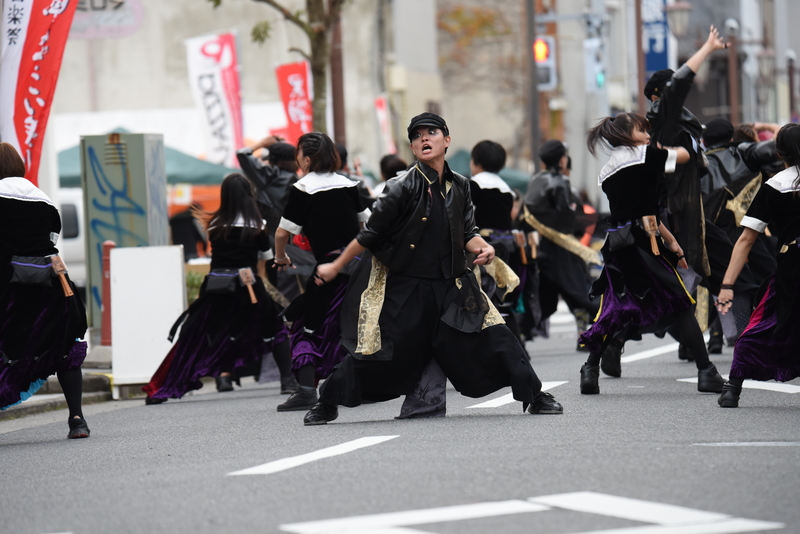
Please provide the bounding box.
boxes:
[521,206,603,265]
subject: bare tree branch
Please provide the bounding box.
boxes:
[289,46,312,61]
[252,0,311,35]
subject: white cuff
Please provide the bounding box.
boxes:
[278,217,303,235]
[664,149,678,174]
[50,232,60,246]
[259,249,274,261]
[740,216,768,233]
[357,208,372,222]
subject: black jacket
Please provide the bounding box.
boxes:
[522,166,576,234]
[236,148,298,236]
[701,141,779,198]
[647,64,703,148]
[356,161,479,277]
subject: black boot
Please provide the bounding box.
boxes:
[707,330,724,354]
[718,381,742,408]
[280,374,300,394]
[67,417,90,439]
[527,391,564,414]
[580,364,600,394]
[216,375,234,392]
[697,364,725,393]
[600,338,624,378]
[277,385,317,412]
[303,401,338,425]
[678,344,695,361]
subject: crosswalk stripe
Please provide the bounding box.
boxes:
[466,381,568,409]
[227,436,399,476]
[621,343,680,363]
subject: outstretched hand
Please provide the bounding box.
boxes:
[472,246,495,266]
[706,25,727,51]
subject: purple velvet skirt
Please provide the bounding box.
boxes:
[730,276,800,382]
[579,245,693,355]
[287,274,349,382]
[0,282,87,410]
[144,283,286,400]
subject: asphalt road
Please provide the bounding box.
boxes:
[2,312,798,534]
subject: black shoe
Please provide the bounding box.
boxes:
[678,344,695,361]
[697,364,725,393]
[303,402,338,425]
[145,396,167,405]
[277,386,317,411]
[280,374,300,395]
[580,364,600,394]
[707,333,724,354]
[67,417,90,439]
[718,381,742,408]
[527,391,563,414]
[600,340,623,378]
[216,375,234,392]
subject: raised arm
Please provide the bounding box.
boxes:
[685,26,727,74]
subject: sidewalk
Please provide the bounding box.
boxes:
[0,370,112,421]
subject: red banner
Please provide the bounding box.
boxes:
[0,0,78,185]
[275,61,313,145]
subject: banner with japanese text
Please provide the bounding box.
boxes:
[275,61,312,145]
[185,31,243,168]
[0,0,78,185]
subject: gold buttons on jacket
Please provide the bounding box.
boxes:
[410,244,415,249]
[421,217,427,222]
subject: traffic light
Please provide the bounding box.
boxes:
[533,35,557,92]
[583,38,606,93]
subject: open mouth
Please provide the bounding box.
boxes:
[421,143,432,153]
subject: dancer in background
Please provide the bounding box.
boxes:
[0,143,89,438]
[143,174,287,402]
[717,123,800,408]
[578,113,725,395]
[273,132,371,412]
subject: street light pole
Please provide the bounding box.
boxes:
[526,0,540,172]
[725,18,740,125]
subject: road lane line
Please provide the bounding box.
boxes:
[621,343,680,363]
[529,491,729,526]
[677,377,800,394]
[693,441,800,447]
[566,518,784,534]
[228,436,399,476]
[466,381,568,409]
[279,500,549,533]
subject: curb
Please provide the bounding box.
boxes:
[0,391,113,421]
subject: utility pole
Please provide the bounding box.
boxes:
[526,0,540,172]
[329,0,346,145]
[634,0,646,115]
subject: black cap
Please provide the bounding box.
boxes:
[703,118,735,146]
[644,69,674,99]
[407,112,449,141]
[539,139,567,167]
[266,142,296,162]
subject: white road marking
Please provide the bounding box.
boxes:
[227,436,399,476]
[566,518,783,534]
[466,381,567,409]
[279,500,549,533]
[530,491,728,525]
[279,491,783,534]
[677,377,800,394]
[621,343,680,363]
[693,442,800,447]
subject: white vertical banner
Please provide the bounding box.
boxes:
[185,31,243,168]
[374,95,396,154]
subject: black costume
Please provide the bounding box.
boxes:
[522,165,597,331]
[0,178,88,421]
[321,161,546,409]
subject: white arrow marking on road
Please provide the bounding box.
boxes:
[279,491,783,534]
[466,381,568,409]
[621,342,680,363]
[279,500,549,533]
[677,377,800,394]
[227,436,399,476]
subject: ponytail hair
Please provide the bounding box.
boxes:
[297,132,341,174]
[775,123,800,193]
[587,113,650,156]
